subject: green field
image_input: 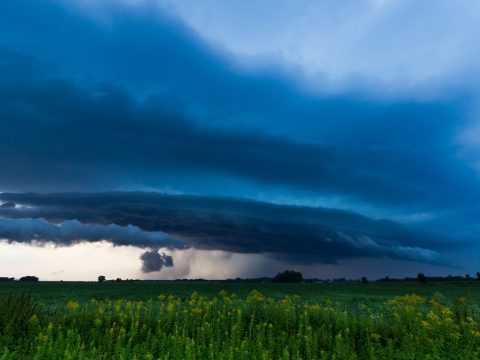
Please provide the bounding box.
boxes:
[1,282,480,359]
[2,281,480,307]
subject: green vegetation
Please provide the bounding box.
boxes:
[1,282,480,358]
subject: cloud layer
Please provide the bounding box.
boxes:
[0,216,187,272]
[0,0,476,213]
[0,192,448,267]
[0,1,479,276]
[0,217,185,248]
[169,0,480,95]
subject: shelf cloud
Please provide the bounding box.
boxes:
[0,192,449,269]
[0,0,479,277]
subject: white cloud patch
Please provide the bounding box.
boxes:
[167,0,480,97]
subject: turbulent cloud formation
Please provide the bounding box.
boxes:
[0,192,448,266]
[0,0,477,214]
[140,250,174,273]
[0,1,479,277]
[0,202,15,209]
[0,217,186,272]
[0,217,186,249]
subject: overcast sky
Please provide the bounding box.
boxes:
[0,0,479,280]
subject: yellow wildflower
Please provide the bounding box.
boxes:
[426,311,439,322]
[66,300,80,311]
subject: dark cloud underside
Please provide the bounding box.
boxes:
[0,192,449,266]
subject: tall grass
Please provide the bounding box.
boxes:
[0,292,37,350]
[1,290,479,359]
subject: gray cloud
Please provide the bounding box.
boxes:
[0,192,451,267]
[0,0,476,215]
[0,0,477,275]
[0,202,15,208]
[0,217,187,249]
[0,215,185,273]
[140,250,174,273]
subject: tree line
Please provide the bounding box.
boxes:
[3,272,480,284]
[0,276,38,282]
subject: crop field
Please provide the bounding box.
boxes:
[1,282,480,359]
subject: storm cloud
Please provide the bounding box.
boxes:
[140,250,174,273]
[0,192,449,266]
[0,1,479,277]
[0,217,186,249]
[0,215,187,273]
[0,0,477,215]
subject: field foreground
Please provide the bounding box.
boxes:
[1,282,480,359]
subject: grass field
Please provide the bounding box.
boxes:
[2,281,480,309]
[1,282,480,358]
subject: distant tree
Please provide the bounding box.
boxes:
[272,270,303,283]
[417,273,427,284]
[466,274,472,281]
[361,276,368,284]
[477,272,480,281]
[115,278,122,282]
[98,275,106,282]
[0,277,15,282]
[19,276,38,282]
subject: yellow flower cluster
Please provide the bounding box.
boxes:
[8,290,479,359]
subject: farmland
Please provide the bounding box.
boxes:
[1,282,480,359]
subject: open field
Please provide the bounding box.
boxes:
[1,281,480,309]
[1,282,480,359]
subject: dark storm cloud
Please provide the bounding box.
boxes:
[0,46,475,210]
[0,201,15,209]
[140,250,174,273]
[0,0,479,271]
[0,217,187,249]
[0,0,477,214]
[0,192,451,266]
[0,213,186,272]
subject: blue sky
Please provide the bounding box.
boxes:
[0,0,479,280]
